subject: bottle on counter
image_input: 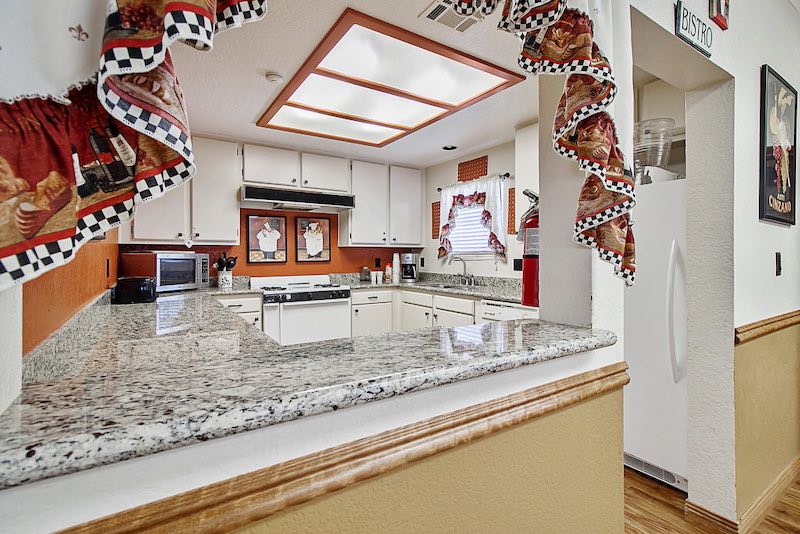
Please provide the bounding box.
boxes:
[385,263,392,283]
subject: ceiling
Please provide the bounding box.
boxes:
[171,0,538,168]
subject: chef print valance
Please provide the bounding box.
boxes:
[454,0,636,284]
[0,1,267,291]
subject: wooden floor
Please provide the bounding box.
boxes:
[624,468,800,533]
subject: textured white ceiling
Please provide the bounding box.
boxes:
[171,0,538,168]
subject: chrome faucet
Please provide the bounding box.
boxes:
[452,257,468,285]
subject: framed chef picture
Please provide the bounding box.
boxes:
[759,65,797,225]
[247,215,287,263]
[296,217,331,262]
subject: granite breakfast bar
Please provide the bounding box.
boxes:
[0,291,626,532]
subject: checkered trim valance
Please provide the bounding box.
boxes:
[0,1,267,291]
[453,0,636,284]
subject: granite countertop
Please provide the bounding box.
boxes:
[332,273,524,304]
[0,292,613,489]
[346,280,522,304]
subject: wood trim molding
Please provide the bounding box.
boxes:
[66,362,629,533]
[735,309,800,344]
[738,455,800,533]
[256,8,525,147]
[685,501,739,534]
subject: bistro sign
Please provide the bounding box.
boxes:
[674,0,713,57]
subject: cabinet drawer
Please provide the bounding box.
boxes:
[401,290,433,308]
[352,289,393,305]
[433,295,475,315]
[214,295,262,314]
[238,310,262,329]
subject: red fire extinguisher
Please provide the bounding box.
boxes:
[520,205,539,308]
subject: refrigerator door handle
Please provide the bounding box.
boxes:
[666,240,681,384]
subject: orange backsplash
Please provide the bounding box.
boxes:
[120,209,417,278]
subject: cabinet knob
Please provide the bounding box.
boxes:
[392,238,397,241]
[304,179,309,184]
[425,312,430,316]
[194,232,200,238]
[291,178,297,183]
[177,232,183,238]
[354,308,359,313]
[382,238,386,241]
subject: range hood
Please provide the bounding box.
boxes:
[239,184,355,213]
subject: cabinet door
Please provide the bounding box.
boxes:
[243,145,300,187]
[389,166,422,245]
[132,182,189,242]
[301,153,350,192]
[350,161,389,245]
[352,302,392,338]
[434,308,474,327]
[400,302,432,332]
[191,137,240,244]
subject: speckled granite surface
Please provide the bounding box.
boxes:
[332,272,523,304]
[1,292,612,489]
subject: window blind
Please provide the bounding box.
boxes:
[448,205,492,255]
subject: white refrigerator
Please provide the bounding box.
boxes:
[624,178,688,491]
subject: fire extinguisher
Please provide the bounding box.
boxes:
[520,200,539,308]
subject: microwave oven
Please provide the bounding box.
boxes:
[119,252,210,293]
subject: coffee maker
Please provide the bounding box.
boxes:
[400,253,419,284]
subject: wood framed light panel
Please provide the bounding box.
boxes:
[257,9,525,147]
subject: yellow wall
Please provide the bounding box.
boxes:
[238,390,624,534]
[735,323,800,517]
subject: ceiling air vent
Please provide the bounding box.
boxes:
[420,0,485,32]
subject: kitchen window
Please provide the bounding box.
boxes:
[447,205,493,255]
[437,175,509,259]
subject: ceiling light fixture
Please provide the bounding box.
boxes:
[265,72,285,84]
[257,9,524,147]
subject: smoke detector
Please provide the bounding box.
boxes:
[265,72,284,84]
[419,0,486,32]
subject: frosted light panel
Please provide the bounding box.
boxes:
[268,106,403,144]
[289,74,447,127]
[318,25,506,106]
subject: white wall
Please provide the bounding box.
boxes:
[631,0,800,328]
[0,285,22,415]
[420,141,521,278]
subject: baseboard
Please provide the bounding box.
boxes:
[684,501,738,534]
[738,455,800,533]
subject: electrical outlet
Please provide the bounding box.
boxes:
[776,252,782,276]
[513,258,523,271]
[374,257,381,268]
[420,257,425,268]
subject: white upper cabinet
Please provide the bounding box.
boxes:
[389,166,422,246]
[349,161,388,245]
[301,153,350,192]
[122,137,240,245]
[190,137,240,244]
[243,145,300,187]
[132,181,190,242]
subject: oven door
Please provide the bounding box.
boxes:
[156,254,201,292]
[278,298,352,345]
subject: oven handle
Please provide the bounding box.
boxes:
[280,299,351,307]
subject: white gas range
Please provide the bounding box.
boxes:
[250,275,351,346]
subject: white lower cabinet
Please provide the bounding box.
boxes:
[433,308,474,327]
[352,302,392,338]
[213,294,263,330]
[401,302,433,331]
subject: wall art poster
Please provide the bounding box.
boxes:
[247,215,287,263]
[709,0,729,30]
[760,65,796,225]
[296,217,331,262]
